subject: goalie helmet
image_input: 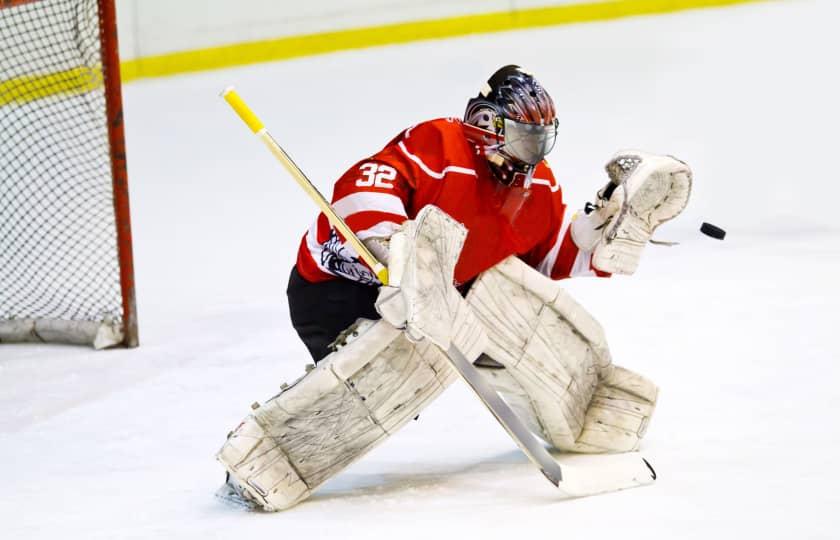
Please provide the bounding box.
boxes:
[464,65,558,185]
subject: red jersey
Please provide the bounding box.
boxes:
[296,118,604,285]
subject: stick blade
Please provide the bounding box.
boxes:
[555,452,656,498]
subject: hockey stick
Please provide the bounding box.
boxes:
[445,344,655,496]
[221,87,655,497]
[220,87,388,285]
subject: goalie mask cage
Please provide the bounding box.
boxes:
[0,0,138,348]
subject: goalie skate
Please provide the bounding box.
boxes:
[215,472,262,511]
[216,319,457,511]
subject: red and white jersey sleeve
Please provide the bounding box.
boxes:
[515,165,609,280]
[522,209,610,280]
[295,159,411,284]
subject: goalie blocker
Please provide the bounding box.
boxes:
[217,206,658,510]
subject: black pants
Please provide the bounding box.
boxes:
[286,267,381,363]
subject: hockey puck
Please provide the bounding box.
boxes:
[700,222,726,240]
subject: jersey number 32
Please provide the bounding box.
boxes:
[356,162,396,189]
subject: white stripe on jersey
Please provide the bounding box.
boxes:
[536,219,571,277]
[530,175,560,192]
[397,141,477,180]
[570,247,596,278]
[355,220,403,241]
[333,192,408,219]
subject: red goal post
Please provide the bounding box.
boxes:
[0,0,138,348]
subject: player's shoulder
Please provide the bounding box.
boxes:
[378,118,475,180]
[398,117,470,149]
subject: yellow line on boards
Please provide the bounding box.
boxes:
[1,0,768,106]
[0,66,103,107]
[120,0,769,82]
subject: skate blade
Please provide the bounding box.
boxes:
[215,479,263,511]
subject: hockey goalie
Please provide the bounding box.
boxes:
[217,65,692,510]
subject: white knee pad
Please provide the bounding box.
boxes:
[216,319,456,511]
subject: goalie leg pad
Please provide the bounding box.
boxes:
[572,365,659,453]
[474,363,545,437]
[216,319,456,511]
[378,205,487,358]
[467,256,658,453]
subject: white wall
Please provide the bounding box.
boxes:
[115,0,581,60]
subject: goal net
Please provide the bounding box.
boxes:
[0,0,138,348]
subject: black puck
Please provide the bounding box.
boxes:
[700,222,726,240]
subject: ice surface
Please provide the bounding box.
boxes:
[2,1,839,538]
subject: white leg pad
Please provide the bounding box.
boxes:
[467,256,658,453]
[474,366,545,437]
[573,365,658,453]
[216,319,456,511]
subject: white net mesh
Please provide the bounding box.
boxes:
[0,0,124,334]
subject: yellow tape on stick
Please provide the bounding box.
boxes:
[221,87,265,133]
